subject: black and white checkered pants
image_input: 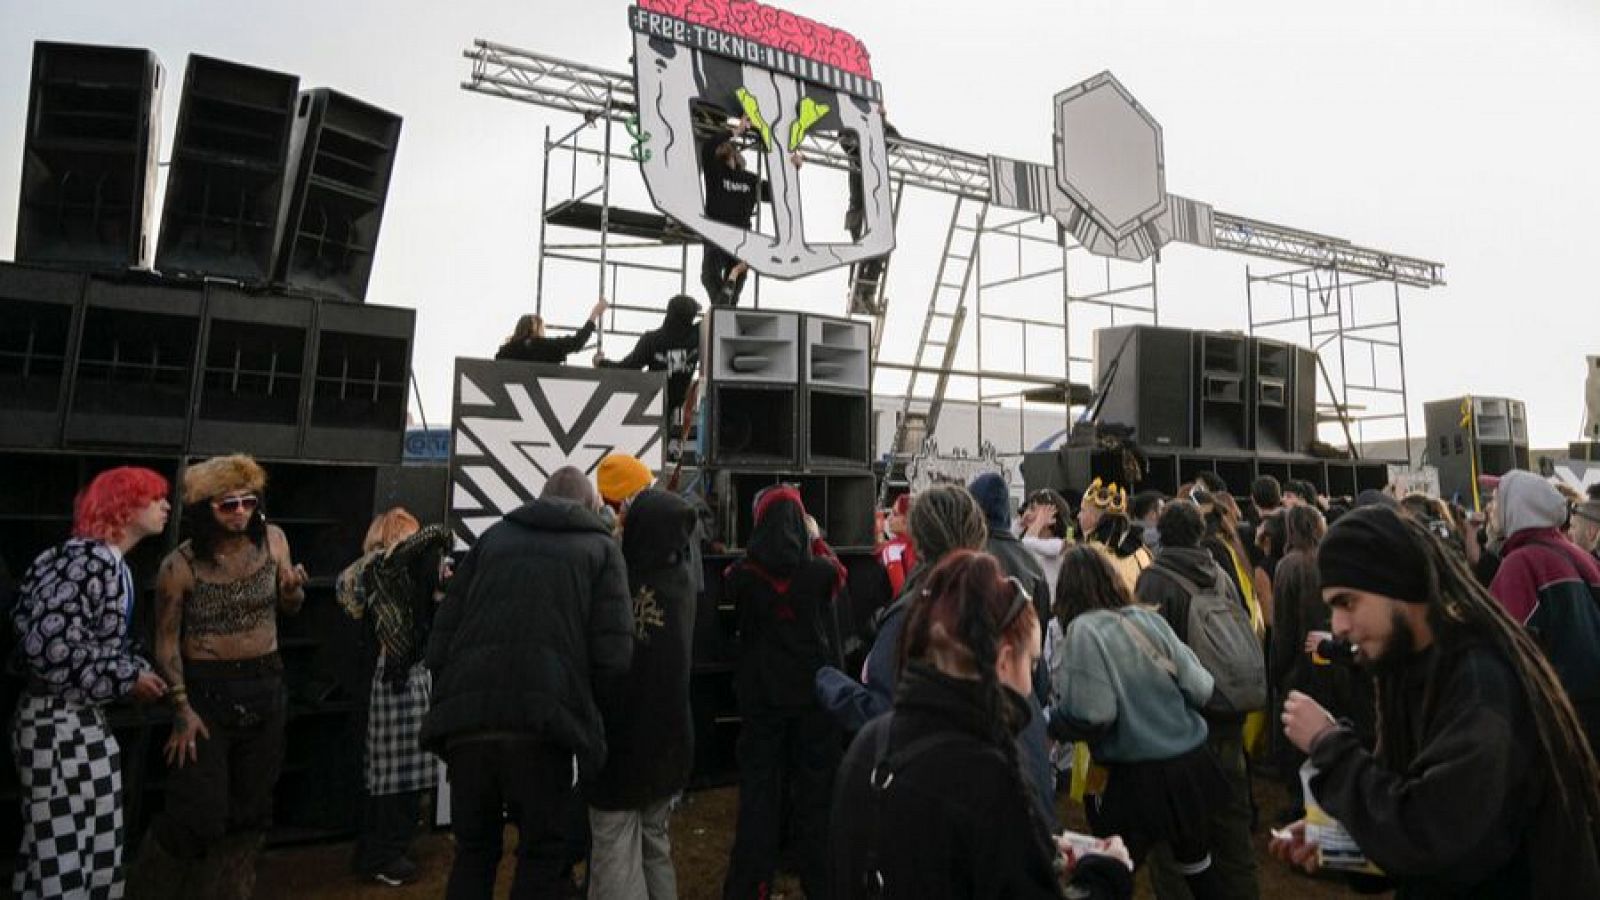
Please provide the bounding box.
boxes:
[367,656,436,796]
[10,694,124,899]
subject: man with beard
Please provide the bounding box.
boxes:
[1272,505,1600,898]
[133,455,307,897]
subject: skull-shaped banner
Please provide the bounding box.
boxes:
[628,0,895,280]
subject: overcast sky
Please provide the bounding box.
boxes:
[3,0,1596,451]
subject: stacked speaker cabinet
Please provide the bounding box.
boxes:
[64,276,202,448]
[1292,345,1319,451]
[802,314,872,468]
[157,55,300,283]
[275,89,402,302]
[1426,395,1531,504]
[0,264,84,448]
[1251,339,1296,453]
[705,308,801,467]
[303,302,414,462]
[16,41,163,271]
[1195,332,1249,450]
[1093,325,1194,449]
[190,285,313,458]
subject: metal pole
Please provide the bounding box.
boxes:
[597,98,614,351]
[1245,265,1255,337]
[1393,278,1413,465]
[1149,254,1160,324]
[975,212,985,451]
[1333,267,1351,452]
[536,125,552,316]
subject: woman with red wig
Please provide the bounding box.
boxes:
[722,485,848,900]
[10,467,173,897]
[830,550,1133,899]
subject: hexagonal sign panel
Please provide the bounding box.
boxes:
[1052,72,1167,242]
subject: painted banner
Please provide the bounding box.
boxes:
[448,359,665,550]
[628,0,895,280]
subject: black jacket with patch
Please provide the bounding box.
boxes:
[584,490,699,810]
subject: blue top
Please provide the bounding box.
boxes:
[1049,605,1211,763]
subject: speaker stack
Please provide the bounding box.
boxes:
[1027,324,1387,500]
[1425,395,1530,505]
[2,40,413,849]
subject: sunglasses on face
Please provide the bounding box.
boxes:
[212,494,259,514]
[1001,576,1032,630]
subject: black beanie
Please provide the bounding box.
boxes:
[1317,505,1431,605]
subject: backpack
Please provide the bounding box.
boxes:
[1145,565,1267,714]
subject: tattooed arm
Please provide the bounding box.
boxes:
[156,551,210,768]
[268,524,307,615]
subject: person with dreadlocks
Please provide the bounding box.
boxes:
[1272,504,1600,897]
[337,507,452,886]
[1078,479,1153,592]
[722,485,848,900]
[134,454,306,897]
[830,550,1134,900]
[1048,544,1230,899]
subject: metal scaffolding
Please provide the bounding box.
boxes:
[463,37,1442,458]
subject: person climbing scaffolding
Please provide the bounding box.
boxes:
[699,95,804,307]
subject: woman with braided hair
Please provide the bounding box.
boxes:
[830,550,1133,899]
[815,484,988,733]
[1273,504,1600,897]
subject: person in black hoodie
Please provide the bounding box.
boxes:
[723,485,846,900]
[595,294,701,451]
[1135,499,1262,900]
[495,298,608,363]
[1273,505,1600,898]
[585,489,698,900]
[698,119,803,306]
[422,467,633,900]
[831,550,1133,900]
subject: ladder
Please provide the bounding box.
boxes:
[888,195,988,457]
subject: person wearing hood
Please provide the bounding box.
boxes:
[1487,469,1600,748]
[595,294,702,449]
[1273,505,1600,898]
[722,486,847,900]
[1134,500,1262,900]
[831,551,1135,900]
[422,467,633,899]
[585,489,698,900]
[1571,498,1600,564]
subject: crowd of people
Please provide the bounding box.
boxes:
[8,441,1600,898]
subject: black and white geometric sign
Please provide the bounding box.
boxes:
[448,359,666,550]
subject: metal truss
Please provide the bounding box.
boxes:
[1213,212,1444,289]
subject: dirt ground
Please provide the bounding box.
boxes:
[255,774,1387,899]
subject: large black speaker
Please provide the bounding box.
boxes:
[802,314,872,468]
[64,277,203,448]
[274,89,402,302]
[1293,345,1318,452]
[1425,395,1530,506]
[1194,332,1248,450]
[16,41,163,271]
[705,309,801,467]
[156,55,300,283]
[0,264,85,449]
[302,301,414,462]
[190,286,314,458]
[1092,325,1193,449]
[1252,338,1294,453]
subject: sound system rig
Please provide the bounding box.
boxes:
[1424,395,1530,505]
[1,40,411,854]
[1023,323,1391,500]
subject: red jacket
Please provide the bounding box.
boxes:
[876,536,917,597]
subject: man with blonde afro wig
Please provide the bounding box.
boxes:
[132,454,307,897]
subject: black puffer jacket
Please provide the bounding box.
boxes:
[585,490,699,810]
[422,499,633,773]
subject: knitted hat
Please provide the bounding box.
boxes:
[597,454,653,506]
[182,455,266,505]
[1318,505,1430,605]
[967,472,1011,532]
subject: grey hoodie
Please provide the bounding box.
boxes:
[1493,470,1568,537]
